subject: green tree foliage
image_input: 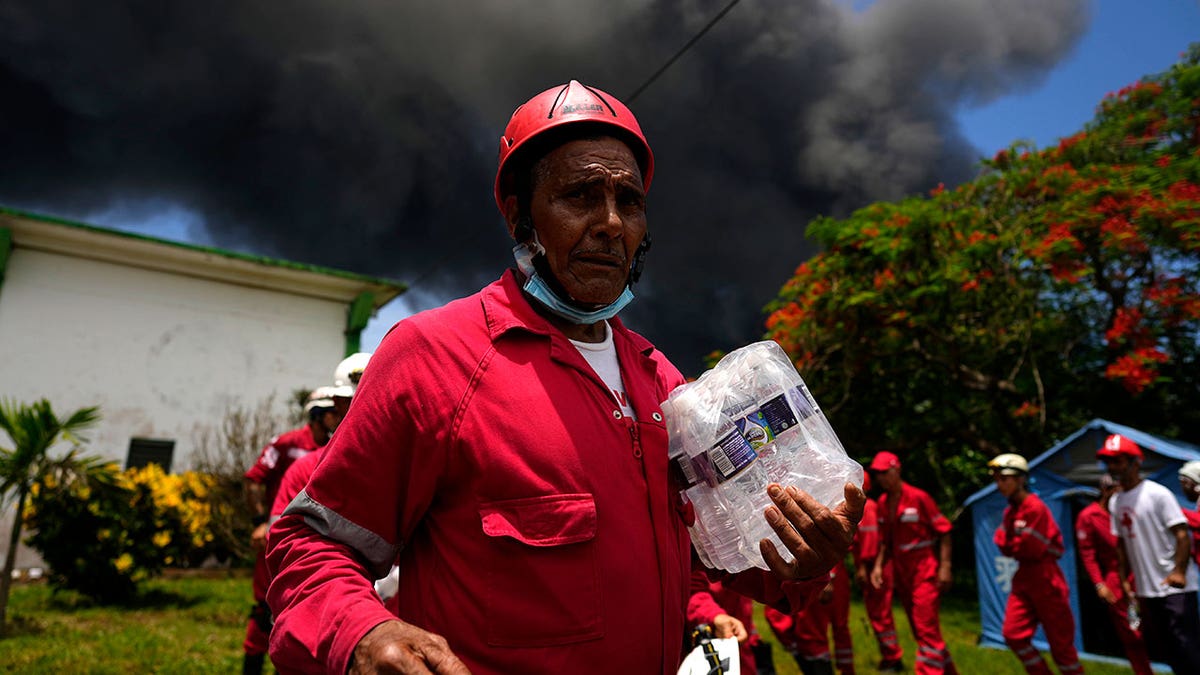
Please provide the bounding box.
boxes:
[23,464,220,604]
[764,46,1200,508]
[0,399,100,634]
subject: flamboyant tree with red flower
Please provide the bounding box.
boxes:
[764,46,1200,505]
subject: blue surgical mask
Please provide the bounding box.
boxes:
[513,238,634,324]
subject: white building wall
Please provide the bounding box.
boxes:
[0,247,348,471]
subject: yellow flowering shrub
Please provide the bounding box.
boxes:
[24,463,223,603]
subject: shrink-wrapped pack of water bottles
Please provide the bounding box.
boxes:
[662,340,863,572]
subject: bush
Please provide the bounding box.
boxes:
[23,463,219,603]
[189,395,298,565]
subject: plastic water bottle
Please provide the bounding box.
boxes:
[666,397,756,572]
[663,340,864,572]
[1127,600,1141,631]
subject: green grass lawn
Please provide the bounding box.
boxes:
[0,572,1143,673]
[0,570,271,674]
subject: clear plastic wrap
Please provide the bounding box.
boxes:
[663,340,863,572]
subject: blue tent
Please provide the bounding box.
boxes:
[963,419,1200,666]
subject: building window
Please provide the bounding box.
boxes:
[126,438,175,472]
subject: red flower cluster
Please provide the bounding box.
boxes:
[1105,306,1144,345]
[1013,401,1041,418]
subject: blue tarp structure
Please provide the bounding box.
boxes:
[963,419,1200,667]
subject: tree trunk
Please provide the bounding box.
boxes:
[0,483,28,636]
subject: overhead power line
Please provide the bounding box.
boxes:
[626,0,743,103]
[405,0,743,291]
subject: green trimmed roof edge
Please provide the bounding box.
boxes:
[0,204,408,296]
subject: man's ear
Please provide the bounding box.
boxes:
[503,194,521,240]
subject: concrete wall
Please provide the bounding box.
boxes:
[0,246,348,471]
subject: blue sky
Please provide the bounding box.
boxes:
[956,0,1200,155]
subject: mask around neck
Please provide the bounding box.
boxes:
[512,237,634,324]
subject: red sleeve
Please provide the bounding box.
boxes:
[267,515,397,672]
[1185,509,1200,566]
[686,568,726,627]
[706,565,829,617]
[921,491,952,535]
[271,452,318,517]
[244,435,281,484]
[1006,498,1056,562]
[762,606,797,648]
[266,320,450,674]
[1075,510,1104,586]
[854,500,879,565]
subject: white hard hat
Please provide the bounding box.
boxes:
[332,352,372,397]
[988,453,1029,476]
[304,386,338,413]
[1180,460,1200,485]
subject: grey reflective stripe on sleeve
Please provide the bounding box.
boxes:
[1013,525,1063,555]
[283,488,403,577]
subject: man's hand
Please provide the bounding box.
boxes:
[350,620,472,674]
[1163,569,1188,589]
[869,564,884,590]
[712,614,748,643]
[759,482,865,581]
[854,564,868,587]
[250,523,269,553]
[936,563,953,592]
[819,581,834,604]
[1095,583,1117,605]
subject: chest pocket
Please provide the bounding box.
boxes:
[479,493,602,647]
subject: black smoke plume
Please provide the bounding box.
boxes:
[0,0,1089,373]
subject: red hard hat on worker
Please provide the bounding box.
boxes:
[494,79,654,215]
[868,451,901,472]
[1096,433,1144,461]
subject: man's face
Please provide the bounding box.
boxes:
[1181,476,1199,500]
[1103,454,1136,482]
[993,472,1020,498]
[521,136,647,306]
[321,408,344,434]
[872,466,900,491]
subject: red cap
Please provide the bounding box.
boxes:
[1097,433,1144,461]
[869,451,900,471]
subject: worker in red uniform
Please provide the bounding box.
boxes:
[686,571,759,674]
[989,453,1083,674]
[1179,461,1200,568]
[762,557,853,675]
[1076,473,1152,675]
[242,385,341,675]
[855,472,902,672]
[265,79,864,675]
[869,451,957,675]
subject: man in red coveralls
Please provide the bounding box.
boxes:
[1076,473,1152,674]
[855,472,903,672]
[763,558,853,675]
[686,575,759,674]
[1179,461,1200,568]
[989,453,1083,674]
[242,386,341,675]
[265,80,865,675]
[869,451,957,675]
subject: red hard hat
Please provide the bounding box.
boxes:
[869,451,901,472]
[494,80,654,216]
[1097,433,1144,461]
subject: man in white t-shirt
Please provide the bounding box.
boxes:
[1100,433,1200,675]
